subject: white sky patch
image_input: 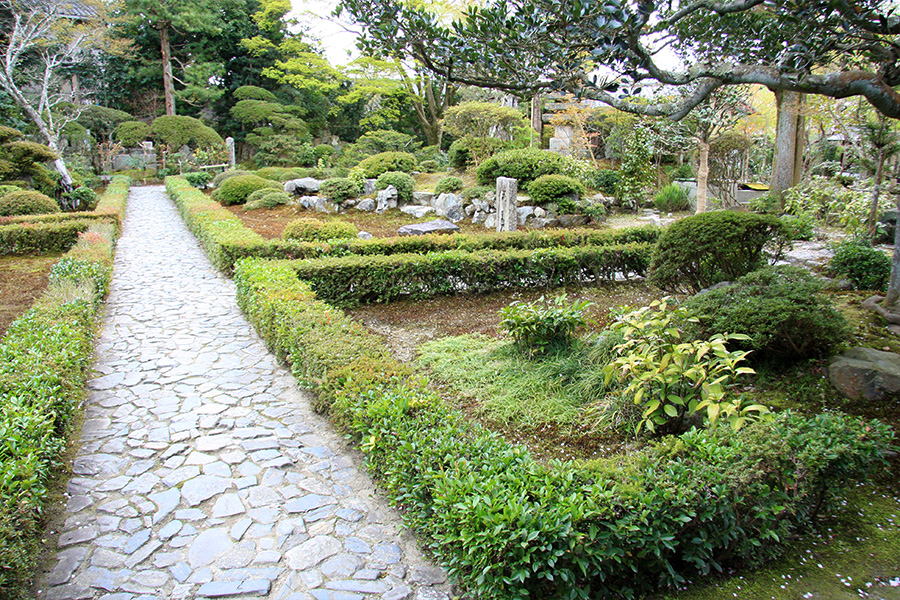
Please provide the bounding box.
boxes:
[290,0,361,65]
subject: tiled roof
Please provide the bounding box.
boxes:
[15,0,97,20]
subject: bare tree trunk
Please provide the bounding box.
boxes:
[160,25,176,116]
[867,148,887,240]
[696,139,710,214]
[885,193,900,310]
[771,90,802,205]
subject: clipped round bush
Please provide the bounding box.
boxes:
[592,170,620,196]
[213,174,281,206]
[243,190,292,211]
[653,183,690,212]
[184,171,213,188]
[283,217,324,241]
[419,159,440,172]
[254,167,291,182]
[64,186,99,211]
[0,184,22,198]
[0,190,60,216]
[353,151,417,178]
[320,178,362,203]
[648,210,786,293]
[527,174,585,212]
[114,121,150,148]
[376,171,414,203]
[314,144,335,161]
[829,238,891,291]
[475,148,567,186]
[434,176,464,195]
[461,185,492,201]
[319,221,358,240]
[211,169,251,188]
[447,139,472,170]
[684,265,848,362]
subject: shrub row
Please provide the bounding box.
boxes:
[0,183,125,596]
[0,219,93,255]
[233,258,895,600]
[289,243,653,307]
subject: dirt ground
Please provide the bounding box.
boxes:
[0,254,60,336]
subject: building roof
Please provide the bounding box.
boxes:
[15,0,97,20]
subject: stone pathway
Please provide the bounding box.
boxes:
[36,186,450,600]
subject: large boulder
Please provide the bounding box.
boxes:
[376,185,398,214]
[355,198,376,212]
[398,219,460,236]
[829,347,900,403]
[400,205,435,219]
[412,191,434,206]
[284,177,321,195]
[433,193,462,218]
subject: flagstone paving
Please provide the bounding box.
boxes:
[35,185,451,600]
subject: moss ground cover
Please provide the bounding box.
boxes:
[0,253,62,335]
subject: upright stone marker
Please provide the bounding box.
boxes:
[496,177,518,232]
[225,137,236,168]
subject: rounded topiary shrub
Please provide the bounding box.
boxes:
[0,184,22,198]
[0,190,60,216]
[434,176,464,196]
[314,144,335,162]
[593,169,620,196]
[376,171,414,203]
[653,183,690,212]
[527,174,585,212]
[683,265,848,362]
[447,139,472,170]
[353,152,417,178]
[475,148,567,186]
[243,190,292,211]
[320,178,362,203]
[418,159,440,172]
[319,221,358,240]
[254,167,292,182]
[213,174,281,206]
[283,218,324,241]
[648,210,786,293]
[211,169,251,188]
[829,238,891,291]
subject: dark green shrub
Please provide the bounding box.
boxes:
[461,185,492,201]
[211,169,251,188]
[63,186,99,211]
[591,169,620,196]
[243,190,291,211]
[283,217,324,241]
[375,171,414,203]
[499,294,592,357]
[353,152,417,178]
[0,190,59,216]
[114,120,150,148]
[314,144,335,162]
[476,148,567,186]
[213,174,281,206]
[184,171,213,188]
[254,166,291,181]
[779,212,815,241]
[418,159,440,172]
[434,176,463,195]
[320,178,362,202]
[319,221,358,240]
[527,174,585,211]
[150,115,224,151]
[0,185,21,198]
[648,211,787,293]
[653,183,690,212]
[829,238,891,291]
[447,139,471,170]
[684,265,848,362]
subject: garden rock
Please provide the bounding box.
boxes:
[589,193,616,207]
[355,198,376,212]
[517,206,535,226]
[433,193,462,218]
[398,219,460,236]
[376,186,398,214]
[558,214,590,228]
[471,199,491,214]
[534,207,547,218]
[829,347,900,403]
[473,210,489,225]
[484,213,497,229]
[445,205,465,223]
[298,195,317,210]
[400,205,435,218]
[314,198,338,213]
[284,177,320,195]
[464,204,476,217]
[412,191,433,205]
[364,179,377,195]
[358,231,373,239]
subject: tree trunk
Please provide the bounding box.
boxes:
[160,25,176,116]
[867,148,887,240]
[771,90,803,205]
[695,139,710,214]
[884,192,900,310]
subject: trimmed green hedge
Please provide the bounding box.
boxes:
[232,258,895,600]
[289,243,653,307]
[0,179,127,597]
[0,219,93,255]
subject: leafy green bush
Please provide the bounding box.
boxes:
[184,171,213,188]
[648,210,787,293]
[375,171,414,203]
[418,159,439,172]
[499,294,592,357]
[779,212,815,241]
[150,114,224,151]
[461,185,491,201]
[603,299,765,435]
[683,265,848,362]
[353,151,417,178]
[829,238,891,291]
[0,190,59,216]
[616,127,656,210]
[475,148,567,186]
[320,177,362,202]
[434,176,464,195]
[319,221,358,240]
[243,190,292,211]
[527,174,585,212]
[447,139,471,170]
[670,163,693,179]
[211,169,251,188]
[0,220,89,254]
[213,174,281,206]
[314,144,335,162]
[283,217,324,241]
[0,185,21,198]
[653,183,690,212]
[114,120,150,148]
[62,186,99,211]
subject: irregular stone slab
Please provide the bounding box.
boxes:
[284,177,320,195]
[149,487,181,524]
[211,493,245,518]
[397,220,460,237]
[197,579,271,597]
[354,198,375,212]
[285,536,341,570]
[58,525,98,548]
[829,347,900,402]
[400,205,435,219]
[189,528,233,568]
[181,475,230,506]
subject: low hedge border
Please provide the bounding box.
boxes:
[289,243,653,307]
[0,176,126,596]
[233,258,895,600]
[0,219,94,255]
[165,176,660,274]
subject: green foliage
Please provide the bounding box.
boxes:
[527,174,585,211]
[653,183,690,212]
[211,169,252,188]
[62,186,99,211]
[319,178,362,202]
[233,85,278,102]
[0,220,90,254]
[0,191,59,216]
[184,171,213,188]
[0,185,21,197]
[683,265,848,362]
[314,144,335,163]
[253,167,304,182]
[461,185,491,201]
[829,238,891,292]
[283,217,324,241]
[353,130,419,155]
[418,160,439,172]
[213,174,281,206]
[375,171,414,203]
[447,139,471,170]
[114,121,151,148]
[499,294,592,357]
[648,211,787,293]
[319,221,359,240]
[779,212,815,241]
[475,148,567,186]
[616,127,655,210]
[252,137,316,168]
[442,101,528,165]
[603,299,765,435]
[243,190,292,211]
[150,115,224,151]
[352,151,417,178]
[434,176,463,195]
[670,163,694,180]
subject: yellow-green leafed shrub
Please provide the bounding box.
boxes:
[0,190,59,216]
[352,151,416,178]
[283,218,358,242]
[213,174,280,206]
